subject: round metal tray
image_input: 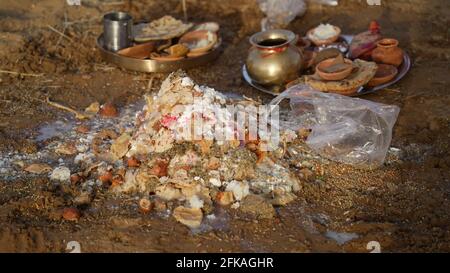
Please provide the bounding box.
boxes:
[97,34,222,73]
[242,35,411,96]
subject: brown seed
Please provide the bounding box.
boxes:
[153,198,167,212]
[98,171,113,184]
[298,128,311,140]
[99,103,118,118]
[111,175,124,187]
[70,174,82,185]
[246,142,257,151]
[62,207,80,221]
[149,159,168,177]
[139,198,153,214]
[76,125,90,134]
[127,157,140,168]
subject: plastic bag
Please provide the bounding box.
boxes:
[257,0,307,30]
[257,0,339,31]
[270,85,400,169]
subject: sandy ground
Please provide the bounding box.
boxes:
[0,0,449,252]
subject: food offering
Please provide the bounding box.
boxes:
[243,21,411,96]
[98,14,222,72]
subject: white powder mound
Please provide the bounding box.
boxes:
[225,180,250,201]
[312,23,338,40]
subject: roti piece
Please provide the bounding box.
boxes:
[134,16,193,42]
[305,59,377,95]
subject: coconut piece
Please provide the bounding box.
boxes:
[24,163,52,174]
[216,191,234,206]
[110,133,131,160]
[155,183,183,201]
[173,206,203,229]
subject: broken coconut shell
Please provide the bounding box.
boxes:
[172,206,203,229]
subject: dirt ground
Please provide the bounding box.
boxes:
[0,0,449,253]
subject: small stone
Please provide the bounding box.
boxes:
[62,207,80,221]
[55,142,77,155]
[50,167,71,182]
[240,194,275,219]
[173,206,203,229]
[99,102,118,118]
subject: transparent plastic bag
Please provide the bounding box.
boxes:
[270,85,400,169]
[257,0,339,31]
[257,0,307,30]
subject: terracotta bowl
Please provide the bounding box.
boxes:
[296,36,312,50]
[367,64,398,87]
[117,42,155,59]
[316,57,353,81]
[179,30,218,54]
[307,26,341,47]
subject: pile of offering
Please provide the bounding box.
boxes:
[54,71,305,228]
[245,21,409,96]
[298,21,406,95]
[117,16,220,61]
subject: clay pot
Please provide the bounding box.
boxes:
[372,38,404,67]
[367,64,398,87]
[316,57,353,81]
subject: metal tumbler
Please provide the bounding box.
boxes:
[103,11,133,52]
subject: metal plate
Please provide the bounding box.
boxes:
[97,34,222,73]
[242,35,411,96]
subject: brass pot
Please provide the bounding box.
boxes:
[246,29,303,86]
